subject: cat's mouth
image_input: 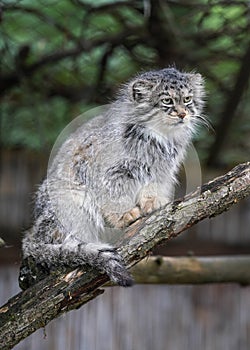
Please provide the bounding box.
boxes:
[166,117,187,126]
[175,120,184,125]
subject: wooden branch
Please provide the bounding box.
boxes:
[130,256,250,285]
[0,162,249,350]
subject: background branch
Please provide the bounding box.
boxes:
[0,27,144,95]
[0,162,249,350]
[130,256,250,285]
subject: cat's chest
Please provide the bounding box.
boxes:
[127,131,181,169]
[124,123,180,153]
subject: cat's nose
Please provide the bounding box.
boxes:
[178,112,186,119]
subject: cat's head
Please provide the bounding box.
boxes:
[121,68,206,136]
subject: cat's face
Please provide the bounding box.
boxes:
[127,68,205,137]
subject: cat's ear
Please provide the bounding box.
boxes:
[187,73,205,98]
[187,73,204,87]
[130,79,155,102]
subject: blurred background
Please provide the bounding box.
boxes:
[0,0,250,349]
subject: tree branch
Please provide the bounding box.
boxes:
[130,256,250,285]
[0,162,249,350]
[0,26,144,95]
[4,5,79,43]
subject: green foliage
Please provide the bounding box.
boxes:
[2,93,71,150]
[1,0,249,166]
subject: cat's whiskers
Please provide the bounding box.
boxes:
[193,115,213,132]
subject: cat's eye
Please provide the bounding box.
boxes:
[183,96,192,104]
[162,98,174,106]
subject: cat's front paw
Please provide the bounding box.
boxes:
[138,196,169,214]
[116,206,141,228]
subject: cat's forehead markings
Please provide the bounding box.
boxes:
[167,89,177,98]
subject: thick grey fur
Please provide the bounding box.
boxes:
[22,68,205,287]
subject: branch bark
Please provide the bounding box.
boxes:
[0,162,249,350]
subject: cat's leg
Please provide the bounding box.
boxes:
[22,233,133,287]
[107,182,172,228]
[136,182,172,214]
[22,182,133,287]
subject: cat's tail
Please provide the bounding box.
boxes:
[21,237,134,288]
